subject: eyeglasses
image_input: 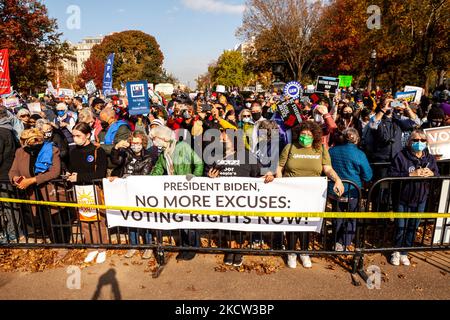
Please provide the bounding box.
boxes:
[242,115,251,118]
[412,139,427,143]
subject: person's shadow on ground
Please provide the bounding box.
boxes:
[91,269,122,300]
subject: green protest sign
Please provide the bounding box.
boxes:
[339,75,353,88]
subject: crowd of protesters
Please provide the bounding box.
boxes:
[0,84,449,267]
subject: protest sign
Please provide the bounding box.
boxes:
[85,80,97,95]
[305,85,315,93]
[395,91,417,103]
[404,86,424,104]
[102,53,115,95]
[27,103,41,114]
[276,99,303,127]
[316,76,340,94]
[46,81,57,96]
[126,80,150,116]
[283,81,303,99]
[3,97,20,108]
[339,75,353,88]
[75,185,100,222]
[59,88,74,98]
[0,49,11,95]
[104,176,327,233]
[424,126,450,160]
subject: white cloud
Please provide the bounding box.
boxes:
[181,0,245,15]
[117,8,125,13]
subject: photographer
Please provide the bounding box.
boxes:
[367,98,419,179]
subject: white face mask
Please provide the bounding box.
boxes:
[130,144,143,154]
[245,102,252,109]
[314,113,324,124]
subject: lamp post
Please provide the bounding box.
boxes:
[370,49,377,91]
[271,61,286,92]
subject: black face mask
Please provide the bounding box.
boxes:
[342,113,353,120]
[252,112,262,122]
[24,144,43,157]
[431,121,442,127]
[101,121,109,130]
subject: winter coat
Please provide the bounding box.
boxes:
[389,148,440,206]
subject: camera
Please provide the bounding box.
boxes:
[391,101,403,108]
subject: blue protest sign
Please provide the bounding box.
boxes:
[102,53,115,95]
[126,81,150,116]
[283,81,303,99]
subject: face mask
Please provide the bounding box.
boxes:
[245,103,252,109]
[101,121,109,130]
[411,142,427,152]
[183,111,191,119]
[243,117,252,123]
[314,114,323,124]
[24,144,43,156]
[57,110,66,117]
[252,112,262,122]
[431,121,442,127]
[74,137,87,147]
[130,144,143,154]
[43,132,53,140]
[342,113,353,120]
[299,135,314,147]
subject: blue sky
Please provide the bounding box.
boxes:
[44,0,246,87]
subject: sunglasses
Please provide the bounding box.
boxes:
[412,139,427,143]
[242,115,251,118]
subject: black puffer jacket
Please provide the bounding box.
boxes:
[110,147,159,177]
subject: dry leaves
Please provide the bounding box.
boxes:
[0,249,86,273]
[214,256,283,275]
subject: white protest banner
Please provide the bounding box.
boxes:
[104,176,327,233]
[27,102,41,114]
[424,126,450,160]
[75,185,100,222]
[404,86,424,104]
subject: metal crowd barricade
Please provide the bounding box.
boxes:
[1,176,449,283]
[352,175,450,283]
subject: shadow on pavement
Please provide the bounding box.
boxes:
[91,268,122,300]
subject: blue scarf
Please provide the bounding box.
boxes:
[105,120,130,145]
[35,142,54,174]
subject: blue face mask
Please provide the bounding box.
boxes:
[412,142,427,152]
[57,110,66,117]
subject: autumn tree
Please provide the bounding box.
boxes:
[77,55,104,90]
[312,0,449,92]
[0,0,70,92]
[79,30,164,89]
[238,0,324,82]
[211,50,249,88]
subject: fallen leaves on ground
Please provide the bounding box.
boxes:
[0,249,86,273]
[214,256,283,275]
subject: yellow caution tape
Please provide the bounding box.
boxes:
[1,197,449,219]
